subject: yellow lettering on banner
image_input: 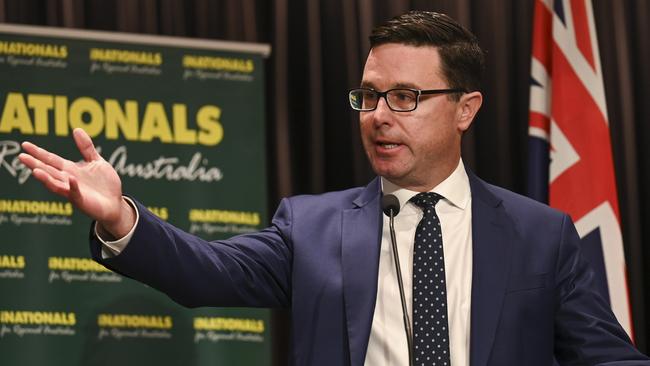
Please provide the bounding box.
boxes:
[0,41,67,58]
[97,314,173,329]
[48,257,110,272]
[0,311,76,325]
[182,55,254,73]
[147,207,168,220]
[0,255,25,269]
[0,92,32,134]
[28,94,53,135]
[89,48,162,66]
[54,96,69,136]
[105,99,139,141]
[0,92,225,146]
[69,97,104,137]
[173,104,196,144]
[193,317,264,333]
[189,208,260,226]
[0,199,73,215]
[197,105,223,146]
[140,102,173,143]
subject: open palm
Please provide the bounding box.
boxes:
[19,128,131,235]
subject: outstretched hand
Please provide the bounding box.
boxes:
[19,128,135,238]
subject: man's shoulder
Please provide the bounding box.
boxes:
[470,178,572,247]
[472,175,566,221]
[287,185,372,209]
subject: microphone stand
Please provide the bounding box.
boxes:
[388,208,413,366]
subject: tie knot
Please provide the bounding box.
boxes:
[410,192,443,209]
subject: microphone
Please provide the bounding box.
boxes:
[381,194,400,217]
[381,194,413,366]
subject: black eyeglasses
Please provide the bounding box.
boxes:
[348,87,467,112]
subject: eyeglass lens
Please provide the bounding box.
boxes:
[349,89,418,111]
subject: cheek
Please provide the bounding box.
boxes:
[409,118,453,154]
[359,118,373,139]
[358,121,374,152]
[358,113,367,127]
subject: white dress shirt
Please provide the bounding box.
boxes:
[364,159,473,366]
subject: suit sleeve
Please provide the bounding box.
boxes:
[553,214,649,364]
[89,197,294,309]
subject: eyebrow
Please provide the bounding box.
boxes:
[393,82,418,89]
[359,81,420,90]
[360,81,375,89]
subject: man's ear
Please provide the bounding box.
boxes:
[457,91,483,132]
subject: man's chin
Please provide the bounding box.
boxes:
[370,165,407,182]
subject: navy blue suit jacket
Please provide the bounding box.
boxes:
[91,172,648,365]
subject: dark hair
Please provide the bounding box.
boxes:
[369,11,485,98]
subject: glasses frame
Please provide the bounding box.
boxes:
[348,87,468,112]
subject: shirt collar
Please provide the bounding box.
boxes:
[380,159,471,211]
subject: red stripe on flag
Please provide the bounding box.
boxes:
[532,0,553,70]
[570,0,596,70]
[529,111,551,133]
[549,42,619,222]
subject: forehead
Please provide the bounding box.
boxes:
[362,43,446,89]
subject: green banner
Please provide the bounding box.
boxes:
[0,25,272,365]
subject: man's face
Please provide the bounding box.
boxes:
[359,43,474,191]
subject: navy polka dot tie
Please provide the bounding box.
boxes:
[410,192,450,366]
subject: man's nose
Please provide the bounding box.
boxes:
[371,96,395,127]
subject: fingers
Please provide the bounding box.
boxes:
[18,153,68,182]
[20,141,69,170]
[31,168,71,199]
[68,175,83,204]
[73,128,101,162]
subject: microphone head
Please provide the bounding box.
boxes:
[381,194,400,217]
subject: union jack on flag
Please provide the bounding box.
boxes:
[527,0,633,338]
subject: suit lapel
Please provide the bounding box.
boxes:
[341,178,382,366]
[468,172,514,366]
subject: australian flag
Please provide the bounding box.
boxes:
[527,0,633,338]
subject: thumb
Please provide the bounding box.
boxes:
[73,128,101,162]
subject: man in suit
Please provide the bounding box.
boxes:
[19,10,649,366]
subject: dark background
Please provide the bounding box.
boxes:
[2,0,649,364]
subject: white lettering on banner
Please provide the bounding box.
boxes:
[0,140,223,184]
[97,327,172,341]
[189,222,257,235]
[106,146,222,182]
[0,140,31,183]
[193,331,264,344]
